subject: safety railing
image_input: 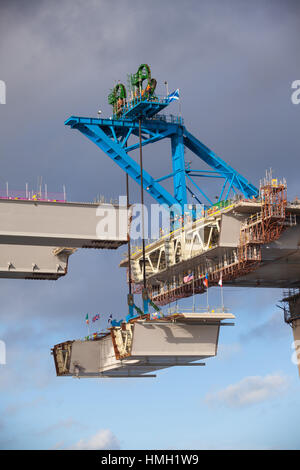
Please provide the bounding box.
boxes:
[149,113,184,124]
[164,305,230,316]
[121,94,168,113]
[0,189,66,202]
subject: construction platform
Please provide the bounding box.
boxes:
[121,96,169,120]
[120,180,300,305]
[52,310,234,378]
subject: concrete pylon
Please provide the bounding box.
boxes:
[291,318,300,377]
[282,290,300,376]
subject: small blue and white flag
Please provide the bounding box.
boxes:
[166,89,180,103]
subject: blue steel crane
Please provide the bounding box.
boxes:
[65,65,257,213]
[65,64,258,320]
[65,115,258,210]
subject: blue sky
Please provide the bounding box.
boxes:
[0,0,300,450]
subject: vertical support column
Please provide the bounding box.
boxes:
[283,290,300,377]
[292,319,300,377]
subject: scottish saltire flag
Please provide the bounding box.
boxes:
[166,89,180,103]
[107,314,113,325]
[183,273,194,283]
[203,273,209,288]
[92,314,100,323]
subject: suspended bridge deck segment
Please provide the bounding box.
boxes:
[52,311,235,378]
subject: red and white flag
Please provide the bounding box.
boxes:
[183,273,194,283]
[218,275,223,287]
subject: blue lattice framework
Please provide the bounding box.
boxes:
[65,99,258,213]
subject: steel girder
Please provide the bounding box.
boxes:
[65,116,258,210]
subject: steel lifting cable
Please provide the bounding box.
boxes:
[139,117,147,289]
[126,162,132,295]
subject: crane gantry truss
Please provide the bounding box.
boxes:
[65,106,258,212]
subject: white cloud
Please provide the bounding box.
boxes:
[4,396,45,417]
[217,342,241,361]
[240,312,289,343]
[70,429,120,450]
[37,418,84,437]
[205,373,289,408]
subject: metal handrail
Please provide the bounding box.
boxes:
[164,305,230,315]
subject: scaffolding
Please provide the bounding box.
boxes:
[281,288,300,325]
[149,177,290,305]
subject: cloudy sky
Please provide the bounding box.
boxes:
[0,0,300,450]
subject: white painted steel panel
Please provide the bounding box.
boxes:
[219,214,241,247]
[69,341,101,374]
[130,323,219,356]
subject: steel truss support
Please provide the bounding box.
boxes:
[65,116,258,212]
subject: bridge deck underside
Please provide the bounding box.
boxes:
[145,245,300,289]
[126,205,300,302]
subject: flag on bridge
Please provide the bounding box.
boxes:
[183,273,194,283]
[92,314,100,323]
[203,273,209,288]
[150,311,163,320]
[85,314,89,325]
[166,89,180,103]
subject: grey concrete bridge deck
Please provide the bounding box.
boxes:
[0,199,128,248]
[0,198,128,279]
